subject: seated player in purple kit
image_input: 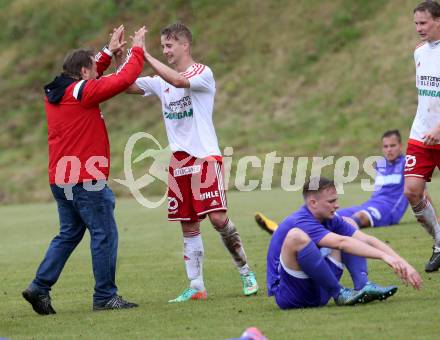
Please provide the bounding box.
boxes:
[266,177,422,309]
[256,130,408,233]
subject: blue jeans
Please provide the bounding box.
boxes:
[30,183,118,304]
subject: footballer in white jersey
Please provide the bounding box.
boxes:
[135,63,221,159]
[409,41,440,148]
[127,23,258,301]
[405,1,440,273]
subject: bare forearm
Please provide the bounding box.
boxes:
[338,236,386,260]
[365,236,404,261]
[144,52,188,88]
[125,83,143,94]
[320,232,422,289]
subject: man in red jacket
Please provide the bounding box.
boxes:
[22,26,146,315]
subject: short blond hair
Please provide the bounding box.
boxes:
[160,23,192,44]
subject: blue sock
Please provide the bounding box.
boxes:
[297,241,341,299]
[341,252,368,290]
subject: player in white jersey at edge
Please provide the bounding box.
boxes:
[405,1,440,272]
[127,23,258,301]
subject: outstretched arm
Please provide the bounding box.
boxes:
[79,27,146,107]
[141,28,190,88]
[319,232,422,289]
[352,230,422,289]
[126,82,144,94]
[319,232,386,260]
[143,52,190,88]
[352,230,401,261]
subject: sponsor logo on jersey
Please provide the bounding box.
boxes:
[210,199,219,206]
[168,197,179,212]
[367,207,382,221]
[375,174,402,186]
[418,75,440,87]
[418,89,440,97]
[173,165,201,177]
[165,96,193,120]
[164,108,194,120]
[200,190,219,201]
[405,155,417,172]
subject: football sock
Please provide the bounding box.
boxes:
[238,264,251,276]
[341,252,368,290]
[183,235,205,291]
[412,198,440,247]
[297,241,341,299]
[215,219,248,269]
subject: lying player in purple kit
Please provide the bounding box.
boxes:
[266,177,422,309]
[256,130,408,233]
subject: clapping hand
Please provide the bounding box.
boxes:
[131,26,147,49]
[108,25,127,54]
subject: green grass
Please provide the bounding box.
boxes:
[0,0,425,204]
[1,182,440,339]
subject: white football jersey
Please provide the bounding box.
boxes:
[410,41,440,148]
[136,63,221,158]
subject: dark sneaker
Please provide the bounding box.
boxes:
[93,295,138,311]
[360,281,398,303]
[334,287,366,306]
[22,289,56,315]
[425,246,440,273]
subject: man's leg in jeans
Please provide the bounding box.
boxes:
[23,184,86,315]
[30,184,86,294]
[74,184,119,305]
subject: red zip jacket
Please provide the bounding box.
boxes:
[45,46,144,184]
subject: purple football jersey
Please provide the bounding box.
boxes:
[338,154,408,226]
[266,205,356,296]
[368,154,408,224]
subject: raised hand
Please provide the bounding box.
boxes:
[108,25,127,54]
[131,26,147,49]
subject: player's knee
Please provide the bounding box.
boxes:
[285,228,310,249]
[342,216,359,229]
[181,222,200,237]
[352,212,370,228]
[358,214,370,228]
[404,185,423,204]
[208,211,228,228]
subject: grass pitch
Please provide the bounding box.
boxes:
[1,182,440,339]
